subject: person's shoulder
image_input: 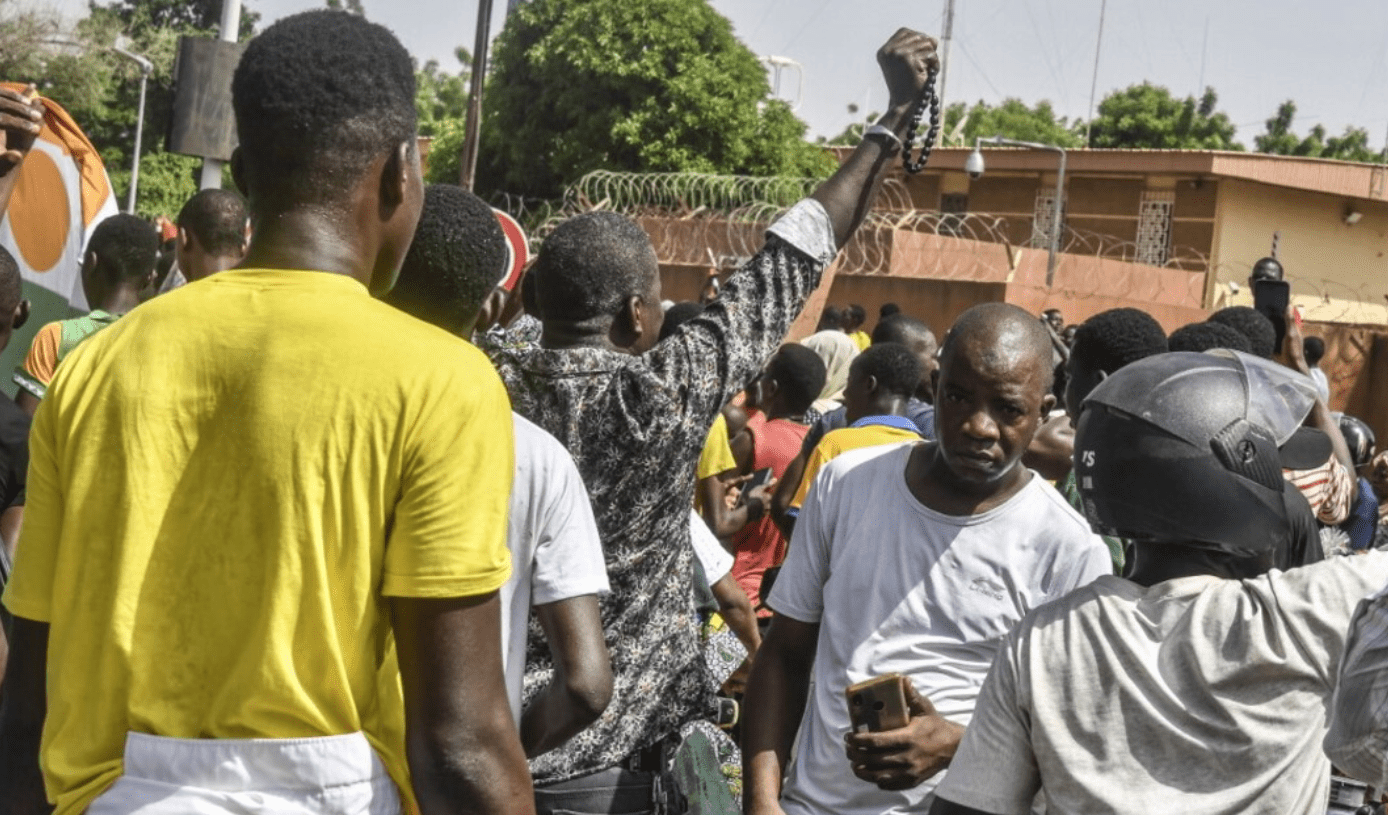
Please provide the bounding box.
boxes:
[1018,474,1103,539]
[1018,574,1138,636]
[1259,549,1388,602]
[815,440,912,487]
[512,412,574,466]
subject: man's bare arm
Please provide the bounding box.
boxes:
[393,593,535,815]
[521,595,612,758]
[743,614,820,815]
[0,617,51,815]
[769,451,808,541]
[810,30,938,249]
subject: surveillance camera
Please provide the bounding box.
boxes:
[964,149,985,179]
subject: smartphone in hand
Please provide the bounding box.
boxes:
[846,673,911,733]
[737,466,774,507]
[1253,278,1291,355]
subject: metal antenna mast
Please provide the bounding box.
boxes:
[1083,0,1106,147]
[935,0,955,145]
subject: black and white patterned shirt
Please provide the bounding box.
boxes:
[492,200,835,782]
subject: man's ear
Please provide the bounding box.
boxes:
[240,219,253,254]
[178,226,193,252]
[12,299,29,332]
[929,368,940,400]
[82,250,98,275]
[1039,392,1057,418]
[622,294,645,342]
[865,374,880,396]
[476,286,508,332]
[378,141,410,211]
[229,147,247,196]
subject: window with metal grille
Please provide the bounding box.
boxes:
[1031,191,1066,249]
[1136,190,1175,266]
[940,193,968,237]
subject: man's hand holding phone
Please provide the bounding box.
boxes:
[844,678,963,791]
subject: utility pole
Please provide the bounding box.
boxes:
[936,0,955,145]
[199,0,241,190]
[459,0,494,191]
[1083,0,1106,147]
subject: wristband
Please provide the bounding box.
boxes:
[864,124,904,152]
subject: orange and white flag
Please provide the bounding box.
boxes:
[0,82,120,310]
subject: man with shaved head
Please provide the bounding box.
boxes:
[743,303,1110,815]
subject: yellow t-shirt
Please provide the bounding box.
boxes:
[789,423,921,510]
[697,413,739,481]
[849,330,871,352]
[3,269,514,815]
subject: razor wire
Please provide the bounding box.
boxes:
[513,170,1219,310]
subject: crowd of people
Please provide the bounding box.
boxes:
[1,11,1387,815]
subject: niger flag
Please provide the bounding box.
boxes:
[0,83,120,310]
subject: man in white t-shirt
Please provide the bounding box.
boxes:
[383,183,613,757]
[742,304,1111,815]
[931,350,1388,815]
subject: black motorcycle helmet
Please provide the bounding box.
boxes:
[1339,414,1377,468]
[1074,351,1317,557]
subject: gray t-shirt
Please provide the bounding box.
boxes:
[936,551,1388,815]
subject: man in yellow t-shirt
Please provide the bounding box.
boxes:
[787,343,926,517]
[0,12,533,815]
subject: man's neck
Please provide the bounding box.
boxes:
[906,442,1031,517]
[854,396,909,422]
[239,208,373,287]
[539,319,625,354]
[93,286,144,315]
[1127,544,1271,588]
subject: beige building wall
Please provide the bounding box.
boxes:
[1210,179,1388,324]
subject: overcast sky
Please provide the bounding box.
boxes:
[41,0,1388,147]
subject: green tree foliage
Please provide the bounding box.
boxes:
[416,47,471,138]
[1088,83,1241,150]
[475,0,835,200]
[1254,100,1383,163]
[942,98,1082,147]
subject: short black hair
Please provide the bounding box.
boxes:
[1167,321,1252,354]
[1071,308,1168,374]
[817,306,844,332]
[850,342,921,399]
[0,245,20,313]
[88,214,159,282]
[232,10,417,205]
[871,314,934,349]
[767,343,827,415]
[1208,306,1276,359]
[879,302,901,319]
[847,304,866,325]
[533,211,657,324]
[388,184,507,334]
[659,301,704,341]
[178,189,248,257]
[1303,336,1326,366]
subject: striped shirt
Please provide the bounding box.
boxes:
[1286,457,1354,526]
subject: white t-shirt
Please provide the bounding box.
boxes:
[769,444,1111,815]
[500,414,610,724]
[937,551,1388,815]
[690,508,734,583]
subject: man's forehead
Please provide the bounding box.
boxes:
[941,336,1047,389]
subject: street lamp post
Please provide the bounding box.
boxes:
[112,38,153,214]
[966,136,1068,288]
